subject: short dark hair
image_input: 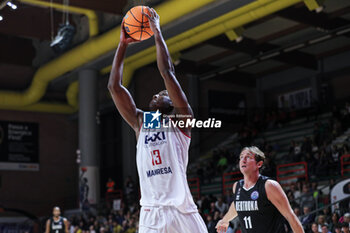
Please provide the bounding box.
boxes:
[341,222,349,228]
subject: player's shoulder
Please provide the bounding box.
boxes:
[264,178,280,187]
[233,181,237,194]
[232,179,244,194]
[62,217,68,222]
[265,179,283,197]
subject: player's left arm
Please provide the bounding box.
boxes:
[265,180,305,233]
[144,8,193,121]
[63,218,69,233]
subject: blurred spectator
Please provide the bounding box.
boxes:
[206,215,216,233]
[334,224,342,233]
[320,208,331,224]
[321,224,331,233]
[342,222,350,233]
[300,185,315,210]
[200,195,210,215]
[125,176,136,203]
[344,213,350,227]
[224,189,234,206]
[301,206,314,228]
[209,202,218,216]
[215,197,228,215]
[106,178,116,194]
[89,225,96,233]
[217,155,228,172]
[293,207,302,222]
[290,183,302,204]
[302,137,312,155]
[316,215,328,232]
[329,213,340,232]
[287,190,298,208]
[294,142,302,161]
[310,222,318,233]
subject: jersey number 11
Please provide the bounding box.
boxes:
[243,216,252,229]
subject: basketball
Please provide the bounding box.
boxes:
[124,6,153,41]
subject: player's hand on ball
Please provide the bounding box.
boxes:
[143,7,160,33]
[216,219,229,233]
[120,20,139,45]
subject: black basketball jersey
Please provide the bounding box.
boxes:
[234,175,285,233]
[50,217,65,233]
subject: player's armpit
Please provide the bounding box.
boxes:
[265,180,305,233]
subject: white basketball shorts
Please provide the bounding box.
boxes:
[139,206,208,233]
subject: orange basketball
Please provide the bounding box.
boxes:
[124,6,153,41]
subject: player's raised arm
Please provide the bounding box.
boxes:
[108,21,143,133]
[266,180,305,233]
[216,182,238,233]
[144,8,193,119]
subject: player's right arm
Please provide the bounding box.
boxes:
[108,21,143,134]
[45,219,50,233]
[216,182,238,233]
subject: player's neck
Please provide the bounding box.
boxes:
[243,172,260,189]
[53,216,60,221]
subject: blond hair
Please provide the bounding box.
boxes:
[242,146,265,162]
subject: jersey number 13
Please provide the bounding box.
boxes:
[150,149,162,166]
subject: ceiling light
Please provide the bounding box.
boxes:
[50,24,76,53]
[235,36,243,43]
[7,1,17,9]
[0,15,3,21]
[315,6,324,13]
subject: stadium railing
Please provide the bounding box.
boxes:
[188,177,201,199]
[222,171,244,195]
[277,162,308,186]
[341,154,350,177]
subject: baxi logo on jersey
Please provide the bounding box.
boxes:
[143,110,161,129]
[144,132,167,146]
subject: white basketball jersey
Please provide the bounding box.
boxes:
[136,119,198,213]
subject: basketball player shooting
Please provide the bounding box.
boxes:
[108,7,208,233]
[216,147,304,233]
